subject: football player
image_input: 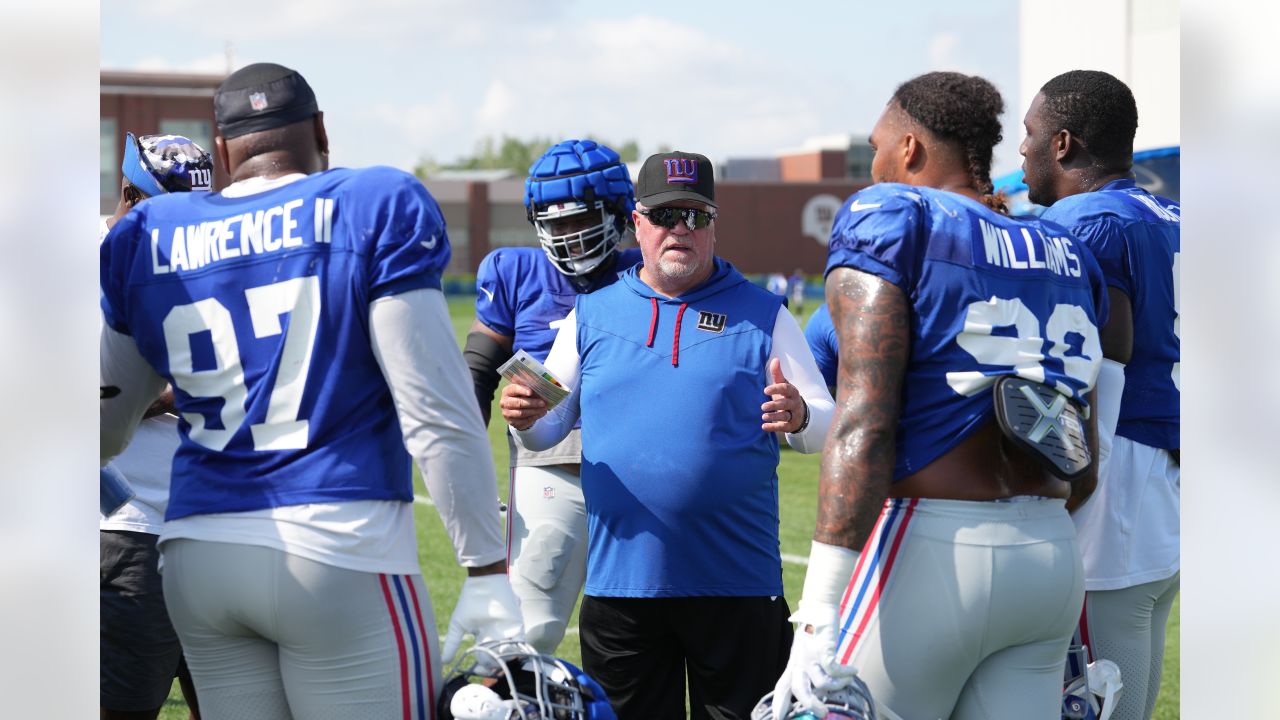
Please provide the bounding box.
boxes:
[99,63,523,719]
[1021,69,1180,720]
[100,132,211,720]
[464,139,639,654]
[773,72,1110,719]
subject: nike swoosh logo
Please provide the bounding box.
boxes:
[421,233,440,250]
[479,286,495,302]
[848,199,882,212]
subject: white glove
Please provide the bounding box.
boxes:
[771,601,859,719]
[441,574,526,665]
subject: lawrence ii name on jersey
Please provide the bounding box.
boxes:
[100,167,450,520]
[826,183,1110,479]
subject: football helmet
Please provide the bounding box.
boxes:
[1062,643,1122,720]
[437,640,616,720]
[752,675,878,720]
[122,133,214,196]
[524,139,634,278]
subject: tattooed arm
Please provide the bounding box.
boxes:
[766,266,914,716]
[815,267,912,551]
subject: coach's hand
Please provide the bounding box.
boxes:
[501,381,548,431]
[762,357,807,433]
[441,573,526,665]
[771,601,859,718]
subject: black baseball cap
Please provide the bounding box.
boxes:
[215,63,319,139]
[635,151,717,208]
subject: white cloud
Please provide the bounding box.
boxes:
[476,81,518,130]
[929,31,961,68]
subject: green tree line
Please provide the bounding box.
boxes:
[415,136,666,179]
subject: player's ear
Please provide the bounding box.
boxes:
[1053,129,1076,163]
[214,135,231,180]
[314,112,330,159]
[902,132,924,172]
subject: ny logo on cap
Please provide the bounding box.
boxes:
[665,158,698,184]
[250,92,268,111]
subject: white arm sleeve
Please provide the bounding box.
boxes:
[770,307,836,454]
[1094,358,1126,485]
[100,323,166,466]
[370,288,506,568]
[512,309,582,451]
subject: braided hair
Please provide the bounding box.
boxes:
[892,72,1007,213]
[1039,70,1138,173]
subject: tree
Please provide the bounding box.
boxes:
[415,135,645,179]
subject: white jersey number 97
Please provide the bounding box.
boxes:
[162,276,322,451]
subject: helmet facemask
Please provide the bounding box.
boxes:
[533,200,622,278]
[523,139,635,279]
[439,640,613,720]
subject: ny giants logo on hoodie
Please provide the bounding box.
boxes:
[696,310,726,333]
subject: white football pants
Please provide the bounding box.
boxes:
[162,539,440,720]
[836,497,1083,720]
[506,464,588,654]
[1081,573,1180,720]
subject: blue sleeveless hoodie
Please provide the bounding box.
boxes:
[574,258,787,597]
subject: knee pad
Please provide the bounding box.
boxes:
[517,522,575,592]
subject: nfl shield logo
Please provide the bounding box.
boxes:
[249,92,268,111]
[543,486,555,499]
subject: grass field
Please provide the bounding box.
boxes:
[158,295,1179,719]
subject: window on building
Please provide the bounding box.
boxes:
[847,144,874,181]
[101,117,118,199]
[159,119,213,154]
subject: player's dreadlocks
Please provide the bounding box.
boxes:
[893,71,1007,213]
[1039,70,1138,174]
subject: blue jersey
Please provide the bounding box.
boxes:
[804,302,839,390]
[1042,179,1180,450]
[475,247,642,362]
[826,184,1109,480]
[100,167,450,520]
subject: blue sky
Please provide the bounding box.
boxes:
[101,0,1022,175]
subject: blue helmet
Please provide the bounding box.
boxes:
[751,676,878,720]
[524,139,635,278]
[122,133,214,196]
[438,641,616,720]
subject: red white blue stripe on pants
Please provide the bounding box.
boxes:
[835,497,918,666]
[379,574,436,719]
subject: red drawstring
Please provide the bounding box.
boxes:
[646,297,658,348]
[672,302,688,367]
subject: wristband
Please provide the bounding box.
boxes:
[793,540,859,625]
[794,400,811,433]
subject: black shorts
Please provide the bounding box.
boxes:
[100,529,184,712]
[580,595,792,720]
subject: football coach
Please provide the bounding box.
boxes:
[500,151,835,719]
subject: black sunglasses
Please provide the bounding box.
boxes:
[638,206,717,230]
